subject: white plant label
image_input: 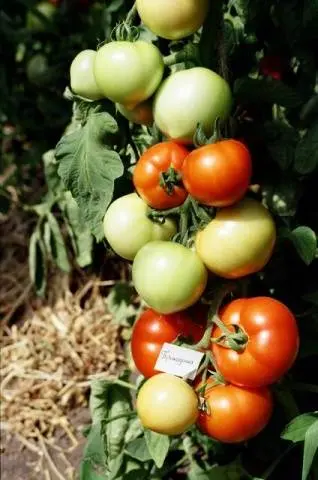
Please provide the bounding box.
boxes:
[154,342,205,380]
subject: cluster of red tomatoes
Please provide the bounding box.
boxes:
[68,0,300,444]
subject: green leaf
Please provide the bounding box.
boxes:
[61,191,93,268]
[281,413,318,442]
[107,283,137,326]
[294,122,318,174]
[89,377,132,465]
[46,213,71,272]
[302,420,318,480]
[56,111,124,241]
[43,149,63,194]
[82,422,107,469]
[124,418,143,443]
[29,229,47,296]
[80,460,105,480]
[144,430,170,469]
[125,437,153,463]
[289,227,317,265]
[234,77,302,108]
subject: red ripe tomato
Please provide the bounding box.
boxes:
[131,308,204,378]
[133,142,189,209]
[259,55,283,81]
[196,379,273,443]
[212,297,299,388]
[182,140,252,207]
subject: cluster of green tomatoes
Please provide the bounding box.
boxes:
[69,0,300,444]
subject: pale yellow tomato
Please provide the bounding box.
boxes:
[136,373,199,435]
[136,0,209,40]
[195,198,276,278]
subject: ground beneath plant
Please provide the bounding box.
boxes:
[0,208,129,479]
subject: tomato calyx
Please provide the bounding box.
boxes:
[148,195,215,245]
[211,316,248,352]
[159,166,182,195]
[193,117,224,147]
[111,3,139,41]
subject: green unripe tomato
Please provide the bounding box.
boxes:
[70,50,103,100]
[94,41,164,108]
[154,67,232,143]
[103,193,176,261]
[26,2,56,32]
[132,241,208,314]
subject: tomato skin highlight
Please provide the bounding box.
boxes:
[133,142,189,209]
[94,41,164,107]
[136,0,209,40]
[212,297,299,388]
[154,67,232,144]
[103,193,176,261]
[137,373,199,435]
[70,50,103,100]
[131,308,204,378]
[197,380,273,443]
[195,198,276,278]
[132,241,208,314]
[182,140,252,207]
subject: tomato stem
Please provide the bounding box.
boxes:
[163,44,200,67]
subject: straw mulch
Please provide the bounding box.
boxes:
[0,209,127,478]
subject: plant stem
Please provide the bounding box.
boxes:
[113,379,137,390]
[103,411,136,426]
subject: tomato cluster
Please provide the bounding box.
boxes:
[67,2,300,445]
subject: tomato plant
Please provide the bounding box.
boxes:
[133,142,189,209]
[132,241,208,314]
[153,67,232,143]
[131,308,204,377]
[70,50,103,100]
[197,380,273,443]
[103,193,176,261]
[94,41,164,107]
[212,297,300,387]
[182,140,252,207]
[137,373,199,435]
[136,0,209,40]
[195,198,276,278]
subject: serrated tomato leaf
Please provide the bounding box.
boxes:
[144,429,170,469]
[302,420,318,480]
[281,412,318,442]
[55,111,124,241]
[289,227,317,265]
